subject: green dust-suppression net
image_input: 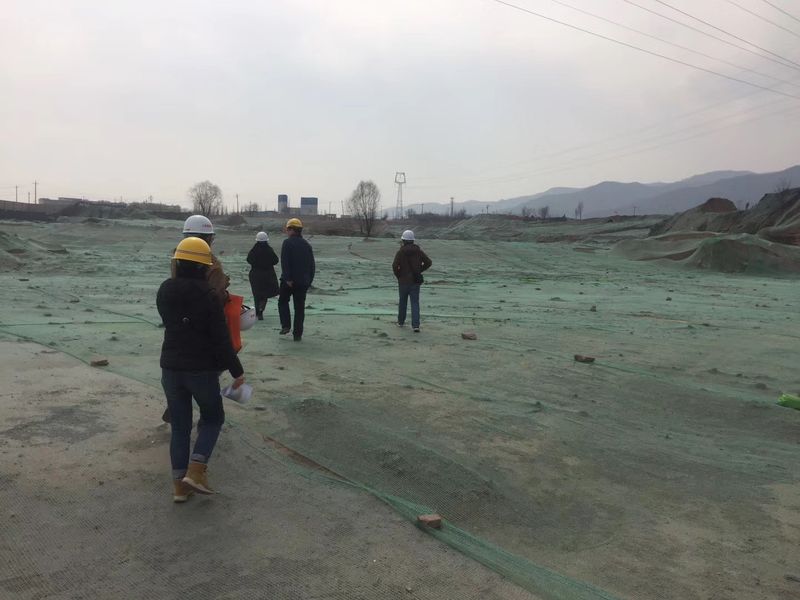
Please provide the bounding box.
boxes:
[15,227,799,600]
[0,314,622,600]
[379,495,618,600]
[231,422,620,600]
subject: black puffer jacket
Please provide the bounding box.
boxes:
[157,277,244,377]
[246,242,279,298]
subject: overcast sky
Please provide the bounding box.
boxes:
[2,0,799,212]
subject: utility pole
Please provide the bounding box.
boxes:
[394,172,406,220]
[450,197,454,217]
[421,203,424,214]
[27,191,31,203]
[236,193,239,214]
[633,206,637,216]
[15,185,18,202]
[33,180,37,204]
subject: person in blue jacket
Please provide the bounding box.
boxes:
[278,218,315,341]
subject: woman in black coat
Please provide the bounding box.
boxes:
[157,236,244,501]
[247,231,280,320]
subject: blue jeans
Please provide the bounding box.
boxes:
[398,283,421,328]
[161,369,225,480]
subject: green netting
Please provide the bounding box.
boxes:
[2,218,799,600]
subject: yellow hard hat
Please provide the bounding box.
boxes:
[286,218,303,229]
[173,236,213,265]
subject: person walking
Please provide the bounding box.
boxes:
[157,236,245,503]
[278,218,315,341]
[246,231,279,320]
[163,214,231,424]
[173,214,230,304]
[392,229,432,333]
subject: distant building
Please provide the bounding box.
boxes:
[278,194,289,214]
[300,196,318,216]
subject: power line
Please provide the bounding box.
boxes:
[489,0,800,101]
[514,100,800,182]
[647,0,800,69]
[547,0,800,90]
[409,88,798,191]
[411,74,798,188]
[760,0,800,24]
[622,0,800,72]
[416,100,800,194]
[723,0,800,39]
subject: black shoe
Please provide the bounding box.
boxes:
[161,408,171,423]
[413,327,420,333]
[256,314,263,320]
[293,335,302,341]
[280,327,291,335]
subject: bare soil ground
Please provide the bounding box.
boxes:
[0,341,537,600]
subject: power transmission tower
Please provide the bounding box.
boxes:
[33,180,37,204]
[394,172,406,219]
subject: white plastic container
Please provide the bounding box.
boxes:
[222,383,253,404]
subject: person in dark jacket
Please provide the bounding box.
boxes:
[157,236,245,503]
[392,229,432,333]
[163,214,229,424]
[246,231,279,320]
[278,218,315,341]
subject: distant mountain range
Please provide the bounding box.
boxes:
[403,166,800,218]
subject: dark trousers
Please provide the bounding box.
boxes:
[278,282,308,336]
[161,369,225,480]
[398,283,421,328]
[254,296,268,318]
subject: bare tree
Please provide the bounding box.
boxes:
[521,206,531,218]
[537,205,550,220]
[346,180,381,237]
[188,181,223,216]
[576,201,584,220]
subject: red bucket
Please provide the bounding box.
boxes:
[224,294,244,353]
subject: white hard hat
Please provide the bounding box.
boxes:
[256,231,269,242]
[183,214,215,235]
[240,305,257,331]
[401,229,415,241]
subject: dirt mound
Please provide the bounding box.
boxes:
[615,231,800,274]
[637,188,800,273]
[699,197,737,213]
[652,188,800,241]
[687,234,800,273]
[650,198,738,236]
[0,231,68,270]
[612,232,716,262]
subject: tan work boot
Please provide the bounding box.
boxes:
[172,479,195,503]
[182,461,215,494]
